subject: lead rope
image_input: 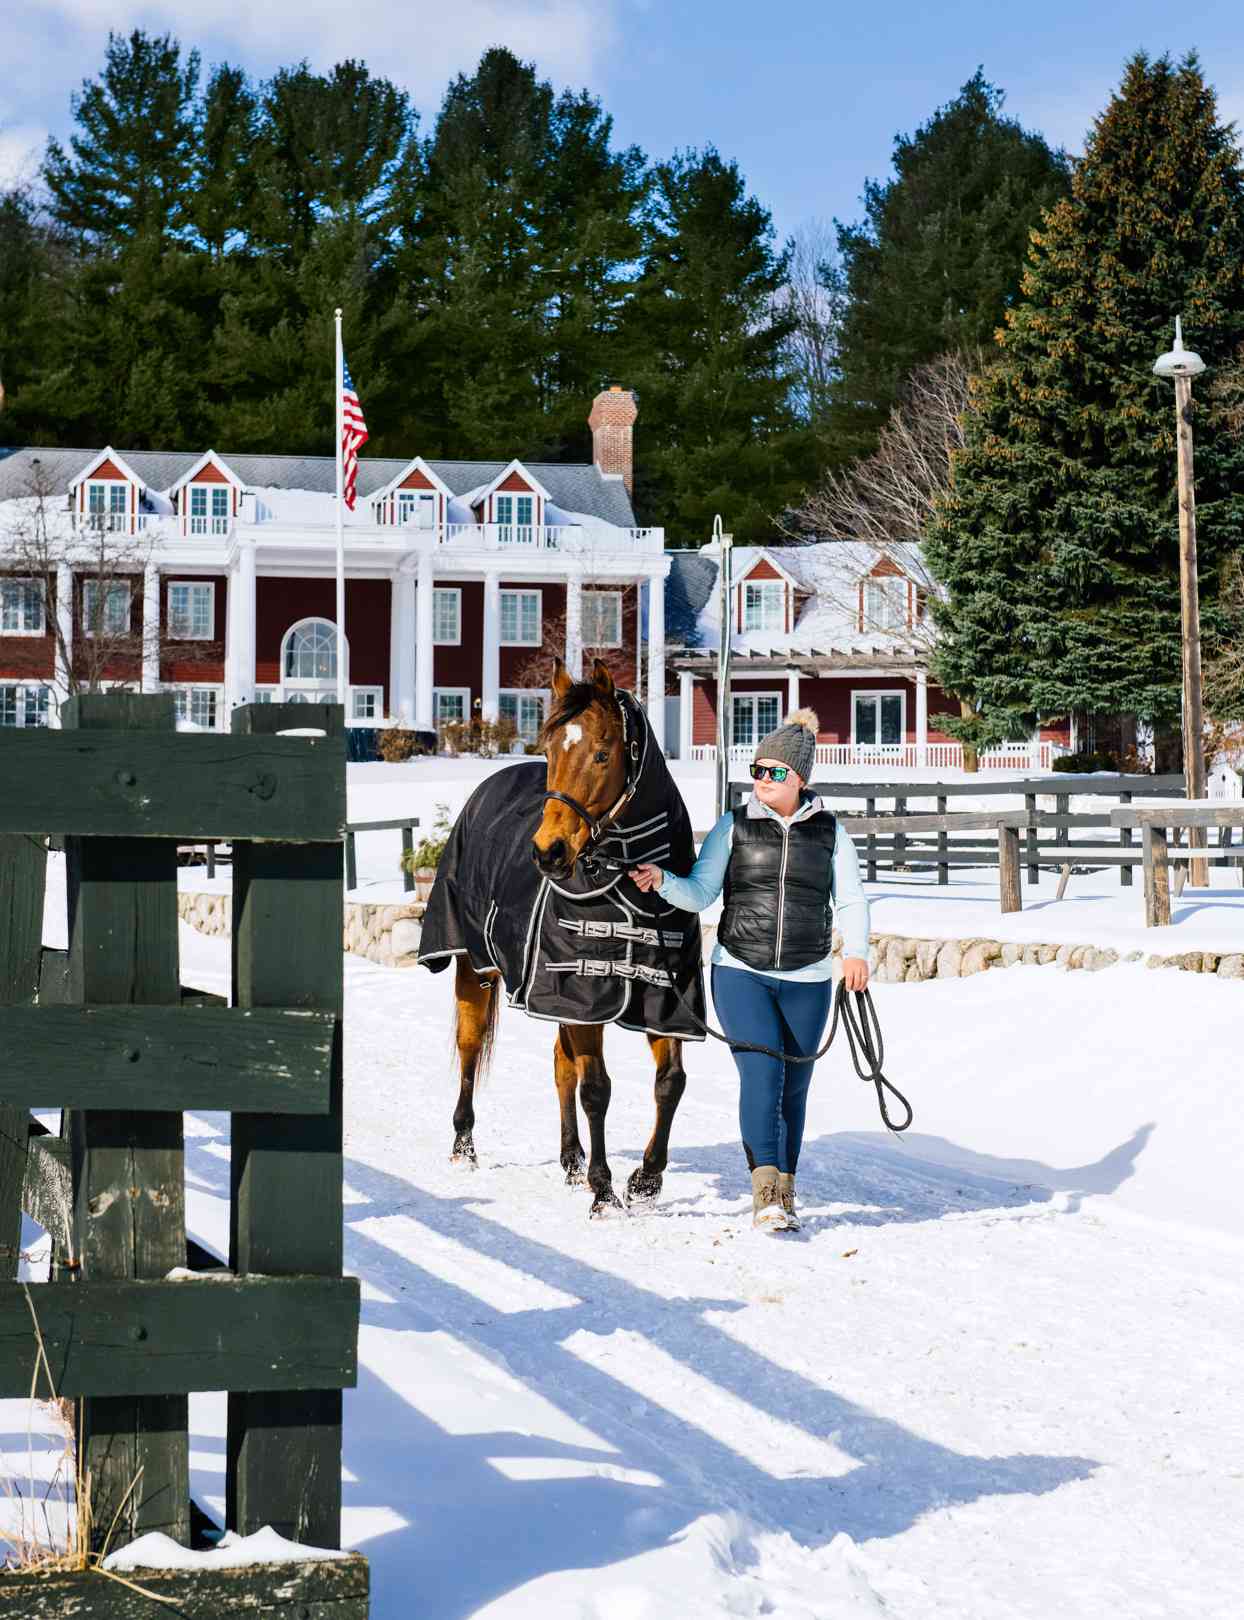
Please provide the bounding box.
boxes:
[627,880,914,1134]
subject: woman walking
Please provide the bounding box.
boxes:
[629,709,869,1232]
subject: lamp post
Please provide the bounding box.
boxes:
[713,515,733,820]
[1153,317,1208,886]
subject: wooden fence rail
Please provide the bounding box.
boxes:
[0,694,367,1617]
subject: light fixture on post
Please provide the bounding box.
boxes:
[1153,317,1209,886]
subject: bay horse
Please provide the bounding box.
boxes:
[432,658,695,1217]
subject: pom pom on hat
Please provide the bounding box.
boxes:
[786,707,819,733]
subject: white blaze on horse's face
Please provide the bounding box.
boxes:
[562,723,583,752]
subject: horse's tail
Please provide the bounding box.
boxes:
[452,959,501,1091]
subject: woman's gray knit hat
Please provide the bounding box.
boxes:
[754,707,819,782]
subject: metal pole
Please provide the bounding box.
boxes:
[1174,372,1208,885]
[334,307,347,709]
[714,517,733,819]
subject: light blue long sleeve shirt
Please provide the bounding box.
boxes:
[657,796,870,982]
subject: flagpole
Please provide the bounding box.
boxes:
[334,307,346,709]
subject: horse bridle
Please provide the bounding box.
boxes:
[541,691,643,863]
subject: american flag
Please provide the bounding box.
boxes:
[341,358,369,511]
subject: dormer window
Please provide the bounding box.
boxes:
[398,492,436,529]
[863,576,908,631]
[743,580,784,631]
[189,485,230,535]
[87,482,129,532]
[495,493,534,542]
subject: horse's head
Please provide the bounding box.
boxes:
[532,658,628,880]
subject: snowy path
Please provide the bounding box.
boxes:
[8,907,1244,1617]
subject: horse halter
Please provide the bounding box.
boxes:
[541,692,643,862]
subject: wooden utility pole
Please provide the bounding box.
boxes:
[1173,372,1209,885]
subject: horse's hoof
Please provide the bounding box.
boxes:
[563,1156,586,1186]
[626,1166,662,1204]
[589,1190,627,1220]
[451,1136,478,1168]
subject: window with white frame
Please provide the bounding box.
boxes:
[171,686,221,730]
[495,493,534,540]
[1,578,45,635]
[582,590,622,648]
[742,579,785,632]
[434,688,469,728]
[500,589,540,645]
[397,491,436,528]
[167,581,215,639]
[188,485,230,535]
[498,689,546,741]
[0,684,51,727]
[87,482,129,531]
[283,619,338,681]
[82,579,131,636]
[351,687,383,722]
[732,692,782,748]
[433,588,461,644]
[853,691,905,747]
[863,576,908,631]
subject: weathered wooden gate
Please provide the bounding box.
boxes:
[0,695,368,1616]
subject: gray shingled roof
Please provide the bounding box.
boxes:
[665,550,718,646]
[0,445,637,527]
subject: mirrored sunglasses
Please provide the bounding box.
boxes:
[749,763,790,783]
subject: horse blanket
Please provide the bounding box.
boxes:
[418,696,706,1039]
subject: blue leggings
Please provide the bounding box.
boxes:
[711,965,833,1175]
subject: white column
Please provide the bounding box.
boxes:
[634,580,644,703]
[394,563,417,727]
[915,669,929,766]
[646,568,666,752]
[482,569,500,721]
[565,573,583,680]
[233,540,256,707]
[415,550,434,730]
[786,667,800,717]
[52,562,73,726]
[141,563,161,693]
[679,669,694,761]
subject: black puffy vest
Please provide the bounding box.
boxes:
[718,803,837,972]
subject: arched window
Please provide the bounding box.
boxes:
[281,618,346,684]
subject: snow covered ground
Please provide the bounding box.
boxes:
[6,854,1243,1617]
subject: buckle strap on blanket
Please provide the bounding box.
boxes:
[546,958,675,987]
[558,917,685,948]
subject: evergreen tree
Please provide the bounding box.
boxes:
[43,30,201,243]
[188,63,259,259]
[925,53,1244,745]
[834,70,1069,457]
[622,147,814,544]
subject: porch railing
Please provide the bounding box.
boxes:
[439,522,663,553]
[689,741,1058,772]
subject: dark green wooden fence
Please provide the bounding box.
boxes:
[0,695,366,1615]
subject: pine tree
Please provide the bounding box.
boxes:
[925,53,1244,746]
[834,70,1069,458]
[43,30,201,242]
[622,147,814,544]
[187,63,259,259]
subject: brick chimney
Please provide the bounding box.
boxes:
[588,385,638,496]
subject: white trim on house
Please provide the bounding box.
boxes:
[850,687,907,747]
[731,689,784,749]
[432,586,462,645]
[741,578,786,633]
[69,446,148,494]
[350,685,385,723]
[165,449,244,499]
[368,456,455,506]
[0,680,53,727]
[433,686,471,728]
[498,686,549,740]
[168,682,224,731]
[0,577,46,635]
[473,459,553,507]
[499,588,542,646]
[281,616,349,686]
[82,578,132,637]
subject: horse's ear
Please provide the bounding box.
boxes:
[591,659,615,697]
[552,658,574,699]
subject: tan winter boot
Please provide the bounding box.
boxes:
[751,1166,789,1231]
[778,1172,800,1231]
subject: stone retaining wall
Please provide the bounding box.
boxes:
[177,893,1243,980]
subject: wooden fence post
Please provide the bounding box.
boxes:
[345,830,358,894]
[1025,793,1039,885]
[1142,824,1171,927]
[0,834,46,1279]
[1118,791,1133,887]
[401,824,414,894]
[893,796,907,871]
[865,798,876,883]
[998,824,1022,913]
[62,692,190,1551]
[936,795,948,886]
[227,702,346,1548]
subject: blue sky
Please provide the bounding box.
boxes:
[4,0,1243,243]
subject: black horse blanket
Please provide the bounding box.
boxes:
[418,697,706,1039]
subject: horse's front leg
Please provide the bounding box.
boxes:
[627,1036,687,1204]
[566,1025,624,1218]
[451,959,499,1166]
[554,1027,586,1184]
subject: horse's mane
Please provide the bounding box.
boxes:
[537,682,616,748]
